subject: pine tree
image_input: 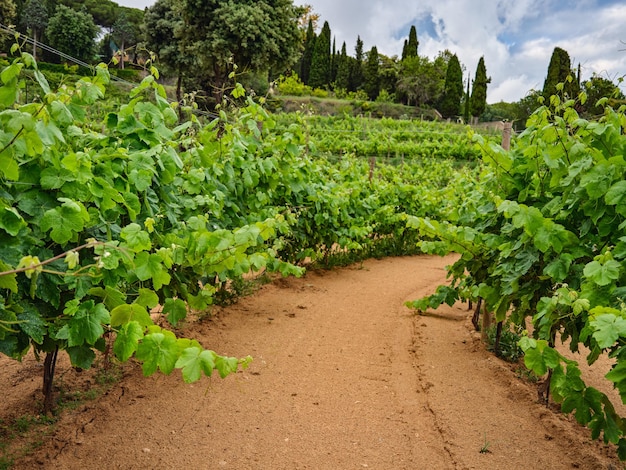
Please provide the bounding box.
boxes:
[542,47,579,100]
[364,45,380,100]
[470,56,490,118]
[405,25,418,59]
[299,18,315,84]
[349,35,364,92]
[439,53,463,118]
[335,41,349,90]
[309,20,331,89]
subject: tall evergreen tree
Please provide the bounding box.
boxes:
[348,35,364,92]
[542,46,579,100]
[335,41,349,90]
[21,0,47,60]
[470,56,490,118]
[405,25,418,59]
[364,45,380,100]
[439,53,463,118]
[401,39,408,61]
[308,20,331,89]
[299,18,315,84]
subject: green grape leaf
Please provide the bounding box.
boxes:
[163,298,187,327]
[135,288,159,309]
[543,254,573,282]
[121,223,152,252]
[605,181,626,217]
[113,321,144,361]
[584,260,621,286]
[214,355,240,379]
[590,314,626,349]
[66,345,96,370]
[134,252,171,290]
[605,362,626,403]
[40,198,89,244]
[17,304,46,344]
[135,329,178,376]
[88,286,126,310]
[0,150,19,180]
[0,205,26,236]
[61,301,110,347]
[519,338,561,376]
[175,347,216,383]
[110,303,153,328]
[0,260,17,293]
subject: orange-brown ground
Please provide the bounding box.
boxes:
[2,255,624,469]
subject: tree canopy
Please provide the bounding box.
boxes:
[308,20,331,89]
[299,18,315,84]
[440,53,463,118]
[46,4,98,63]
[364,45,380,100]
[542,46,579,100]
[179,0,301,104]
[470,56,490,117]
[402,25,418,60]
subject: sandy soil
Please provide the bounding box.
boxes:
[2,254,624,469]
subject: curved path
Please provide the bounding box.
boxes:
[11,255,621,469]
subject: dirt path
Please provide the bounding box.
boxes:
[4,255,623,469]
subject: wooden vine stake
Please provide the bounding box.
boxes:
[369,157,375,183]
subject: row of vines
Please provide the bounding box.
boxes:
[407,89,626,458]
[0,51,478,413]
[274,113,498,162]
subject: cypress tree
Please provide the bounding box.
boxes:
[439,53,463,118]
[349,35,364,91]
[401,39,408,61]
[405,25,418,58]
[470,56,490,118]
[309,20,331,89]
[335,41,349,90]
[364,45,380,100]
[299,18,315,84]
[542,46,579,100]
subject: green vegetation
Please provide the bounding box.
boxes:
[406,84,626,458]
[276,113,495,161]
[0,51,479,417]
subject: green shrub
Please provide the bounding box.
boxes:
[276,73,311,96]
[311,88,328,98]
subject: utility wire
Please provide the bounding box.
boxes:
[0,23,222,120]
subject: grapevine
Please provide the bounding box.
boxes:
[406,88,626,458]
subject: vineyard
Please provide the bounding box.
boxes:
[274,112,495,162]
[2,50,626,467]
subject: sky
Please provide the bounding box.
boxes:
[116,0,626,103]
